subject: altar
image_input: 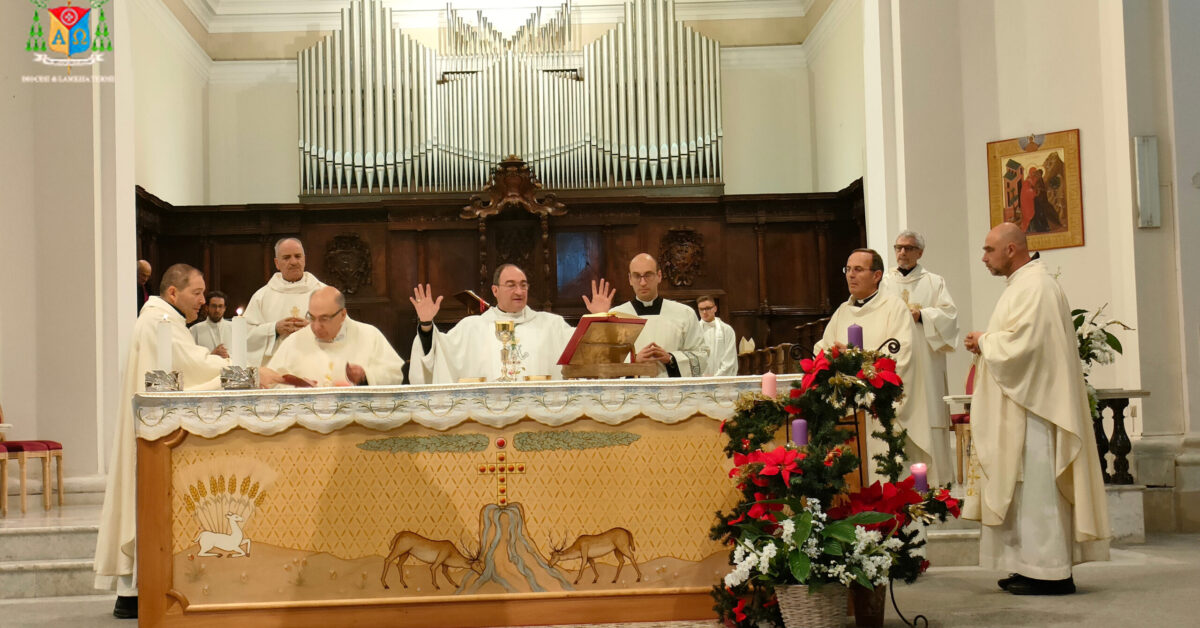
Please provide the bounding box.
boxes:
[134,377,780,627]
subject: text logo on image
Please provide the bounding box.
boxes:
[26,1,112,68]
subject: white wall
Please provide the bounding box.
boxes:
[808,0,864,192]
[721,46,813,195]
[132,0,210,205]
[208,62,299,204]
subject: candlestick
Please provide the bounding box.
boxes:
[231,316,248,367]
[847,324,864,349]
[911,462,928,492]
[761,371,777,397]
[156,316,173,372]
[791,418,808,447]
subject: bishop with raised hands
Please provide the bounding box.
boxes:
[242,237,325,366]
[408,264,615,383]
[260,286,405,387]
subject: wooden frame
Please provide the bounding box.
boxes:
[987,129,1084,251]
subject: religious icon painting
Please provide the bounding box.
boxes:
[986,129,1085,251]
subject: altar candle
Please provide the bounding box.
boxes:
[848,324,864,349]
[231,315,248,367]
[791,418,808,447]
[156,316,173,372]
[911,462,928,492]
[762,371,777,397]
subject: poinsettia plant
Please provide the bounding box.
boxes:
[711,346,961,627]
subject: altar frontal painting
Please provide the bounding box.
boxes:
[987,128,1084,251]
[168,418,738,608]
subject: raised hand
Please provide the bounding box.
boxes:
[410,284,444,323]
[582,278,616,314]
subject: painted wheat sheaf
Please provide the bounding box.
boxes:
[176,457,277,536]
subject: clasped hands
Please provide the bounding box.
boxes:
[275,317,309,338]
[259,363,366,388]
[636,342,672,364]
[964,331,983,355]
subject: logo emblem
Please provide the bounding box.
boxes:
[26,1,112,68]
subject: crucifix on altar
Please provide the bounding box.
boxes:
[476,437,526,505]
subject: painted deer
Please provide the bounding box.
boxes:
[195,512,251,558]
[548,527,642,584]
[380,531,483,590]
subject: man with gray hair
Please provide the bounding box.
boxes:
[243,237,326,365]
[880,230,958,486]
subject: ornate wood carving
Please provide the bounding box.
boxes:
[461,156,567,219]
[324,233,372,295]
[659,229,705,288]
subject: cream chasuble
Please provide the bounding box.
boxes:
[267,318,406,387]
[243,272,325,366]
[964,259,1110,566]
[612,297,708,377]
[880,265,959,485]
[814,293,946,484]
[190,318,232,353]
[408,306,575,384]
[94,297,228,591]
[701,317,738,377]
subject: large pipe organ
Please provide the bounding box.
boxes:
[297,0,723,195]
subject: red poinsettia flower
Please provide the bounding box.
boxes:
[757,447,805,484]
[728,512,746,526]
[784,404,801,415]
[789,388,802,399]
[746,492,783,523]
[935,488,962,518]
[857,356,902,389]
[733,598,748,622]
[828,476,923,532]
[799,352,831,391]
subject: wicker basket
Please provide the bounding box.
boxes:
[775,584,849,628]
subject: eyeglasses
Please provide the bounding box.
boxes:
[842,266,874,275]
[305,308,344,324]
[893,244,921,252]
[697,305,717,312]
[498,281,530,290]
[630,272,658,283]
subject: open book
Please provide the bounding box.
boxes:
[556,311,646,366]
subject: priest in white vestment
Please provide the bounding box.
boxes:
[408,265,614,383]
[190,290,231,357]
[814,249,938,485]
[243,238,325,366]
[697,295,737,376]
[260,287,405,387]
[94,264,229,619]
[964,224,1109,595]
[879,231,957,485]
[611,253,708,377]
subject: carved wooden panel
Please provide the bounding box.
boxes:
[136,179,864,367]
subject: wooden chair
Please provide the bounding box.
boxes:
[0,402,62,515]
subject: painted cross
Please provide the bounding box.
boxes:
[476,437,525,505]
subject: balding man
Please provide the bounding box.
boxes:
[964,224,1109,596]
[136,260,151,313]
[96,264,229,618]
[243,238,325,366]
[814,248,923,484]
[259,287,404,387]
[409,264,614,383]
[880,230,958,486]
[610,254,708,377]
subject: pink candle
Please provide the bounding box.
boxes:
[911,462,928,492]
[848,324,864,349]
[761,371,777,397]
[791,419,808,446]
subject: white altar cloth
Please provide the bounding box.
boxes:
[133,375,797,441]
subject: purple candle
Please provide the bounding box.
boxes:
[911,463,928,492]
[791,418,808,447]
[848,324,864,349]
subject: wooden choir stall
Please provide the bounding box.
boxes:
[135,377,784,627]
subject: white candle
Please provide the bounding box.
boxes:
[156,316,173,372]
[231,315,248,367]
